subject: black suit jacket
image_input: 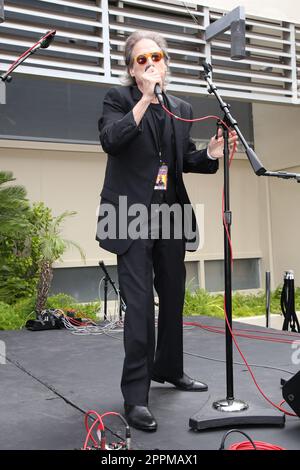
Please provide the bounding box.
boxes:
[96,85,218,254]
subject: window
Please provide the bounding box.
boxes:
[204,258,260,292]
[0,76,109,143]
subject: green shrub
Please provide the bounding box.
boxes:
[45,293,78,310]
[0,294,101,330]
[184,287,300,318]
[231,291,266,317]
[13,297,36,324]
[0,202,53,304]
[74,301,100,320]
[45,293,100,320]
[183,288,224,318]
[0,301,25,330]
[1,285,299,330]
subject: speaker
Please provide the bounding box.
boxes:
[282,371,300,417]
[0,1,4,23]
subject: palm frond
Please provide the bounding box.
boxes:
[0,220,30,238]
[0,175,31,238]
[0,185,28,201]
[0,171,16,186]
[52,211,77,231]
[63,239,86,263]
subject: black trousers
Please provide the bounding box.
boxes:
[117,207,186,406]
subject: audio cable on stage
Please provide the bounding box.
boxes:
[183,320,300,345]
[219,429,285,450]
[82,409,131,451]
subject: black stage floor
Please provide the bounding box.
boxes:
[1,316,300,450]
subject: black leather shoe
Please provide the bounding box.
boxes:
[152,372,208,392]
[124,404,157,432]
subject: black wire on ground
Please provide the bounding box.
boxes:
[219,429,257,450]
[183,350,295,376]
[3,354,124,442]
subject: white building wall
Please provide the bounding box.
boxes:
[253,102,300,287]
[189,0,300,25]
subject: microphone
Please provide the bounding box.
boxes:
[39,30,56,49]
[231,19,246,60]
[144,64,164,105]
[154,83,164,106]
[202,61,213,75]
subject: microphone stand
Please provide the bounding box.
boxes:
[189,63,287,431]
[98,261,126,322]
[1,30,56,83]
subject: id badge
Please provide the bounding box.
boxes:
[154,163,168,190]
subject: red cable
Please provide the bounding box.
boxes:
[222,141,236,269]
[197,323,300,338]
[221,297,296,416]
[229,441,285,450]
[161,104,234,134]
[101,411,122,419]
[160,102,298,418]
[205,324,300,339]
[67,316,95,327]
[83,410,129,450]
[83,410,105,450]
[183,320,298,344]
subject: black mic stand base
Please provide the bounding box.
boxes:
[189,397,285,431]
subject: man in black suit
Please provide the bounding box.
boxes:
[97,30,237,431]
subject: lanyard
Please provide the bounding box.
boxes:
[150,105,164,165]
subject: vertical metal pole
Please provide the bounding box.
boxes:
[223,126,234,402]
[101,0,111,80]
[203,6,212,66]
[266,271,271,328]
[104,276,108,322]
[287,23,298,105]
[0,81,5,104]
[119,293,123,322]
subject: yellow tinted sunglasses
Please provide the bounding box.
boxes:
[134,51,164,65]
